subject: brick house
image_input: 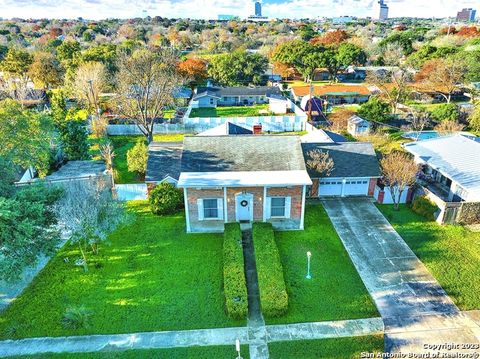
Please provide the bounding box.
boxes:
[177,136,312,233]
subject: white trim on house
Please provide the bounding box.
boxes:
[300,185,306,230]
[263,186,267,222]
[178,171,312,188]
[223,187,228,223]
[184,188,191,232]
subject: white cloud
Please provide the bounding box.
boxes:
[0,0,477,19]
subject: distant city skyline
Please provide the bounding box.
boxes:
[0,0,478,20]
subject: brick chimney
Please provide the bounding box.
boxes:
[253,124,262,135]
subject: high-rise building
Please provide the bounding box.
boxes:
[248,0,268,22]
[456,8,476,22]
[255,1,262,17]
[378,0,389,21]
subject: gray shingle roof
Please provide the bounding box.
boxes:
[195,86,281,98]
[181,135,306,173]
[146,142,183,182]
[302,142,380,178]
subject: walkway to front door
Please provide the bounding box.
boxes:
[322,198,480,354]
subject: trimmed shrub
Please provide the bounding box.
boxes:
[223,223,248,319]
[149,182,184,215]
[61,305,92,329]
[252,222,288,317]
[411,196,438,221]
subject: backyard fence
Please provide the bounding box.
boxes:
[115,184,148,201]
[107,115,308,135]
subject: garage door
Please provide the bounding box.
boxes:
[319,180,343,196]
[344,179,369,196]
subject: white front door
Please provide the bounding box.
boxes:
[236,193,253,222]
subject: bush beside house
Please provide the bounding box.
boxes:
[411,196,438,220]
[223,223,248,319]
[252,222,288,317]
[149,183,184,215]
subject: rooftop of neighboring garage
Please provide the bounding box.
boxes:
[302,142,381,178]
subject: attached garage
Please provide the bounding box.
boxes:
[318,178,371,197]
[319,179,343,196]
[344,179,370,196]
[302,142,381,198]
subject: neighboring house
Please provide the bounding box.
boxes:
[145,142,183,190]
[291,85,371,105]
[347,115,370,136]
[192,86,282,108]
[173,87,193,107]
[177,135,312,233]
[403,134,480,202]
[197,122,253,136]
[302,142,381,197]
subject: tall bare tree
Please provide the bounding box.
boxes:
[55,179,127,272]
[306,149,334,196]
[415,58,466,103]
[114,48,182,143]
[381,152,419,211]
[72,61,107,112]
[368,68,412,115]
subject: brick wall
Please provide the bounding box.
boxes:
[268,187,303,220]
[185,185,305,232]
[368,178,377,196]
[186,188,225,232]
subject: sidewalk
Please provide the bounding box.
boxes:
[0,318,383,357]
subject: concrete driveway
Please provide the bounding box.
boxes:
[322,198,480,354]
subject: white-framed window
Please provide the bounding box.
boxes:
[267,196,291,219]
[197,198,224,220]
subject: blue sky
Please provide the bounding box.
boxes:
[0,0,477,20]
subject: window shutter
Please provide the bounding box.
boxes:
[217,198,224,220]
[197,199,204,221]
[285,197,291,219]
[266,197,271,219]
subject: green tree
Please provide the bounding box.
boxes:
[127,140,148,175]
[469,104,480,132]
[0,184,62,282]
[0,157,16,198]
[0,100,53,177]
[0,48,33,78]
[28,52,64,90]
[61,110,90,160]
[208,51,268,86]
[56,40,81,62]
[430,103,460,122]
[81,44,117,76]
[336,43,367,68]
[358,97,390,123]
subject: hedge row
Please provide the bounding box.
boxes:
[223,223,248,319]
[252,222,289,317]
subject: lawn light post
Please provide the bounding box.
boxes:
[235,339,243,359]
[306,251,312,279]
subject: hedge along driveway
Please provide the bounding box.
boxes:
[252,223,289,318]
[267,204,379,325]
[0,201,244,340]
[223,223,248,319]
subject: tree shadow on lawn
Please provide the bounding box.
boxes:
[0,204,243,340]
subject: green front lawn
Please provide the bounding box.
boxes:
[90,134,185,184]
[190,104,273,118]
[9,345,250,359]
[0,201,243,339]
[377,205,480,310]
[269,335,384,359]
[269,204,379,325]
